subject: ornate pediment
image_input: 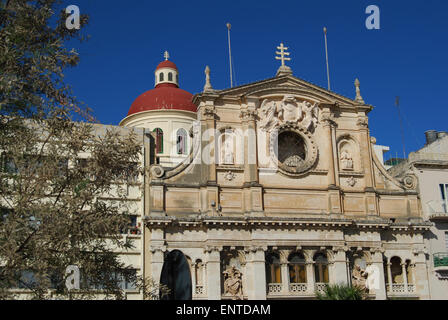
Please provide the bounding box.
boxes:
[207,75,370,108]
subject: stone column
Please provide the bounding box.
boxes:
[370,251,387,300]
[386,261,393,293]
[191,262,197,296]
[149,247,165,287]
[280,250,290,294]
[401,262,409,292]
[331,247,349,285]
[205,247,221,300]
[246,247,267,300]
[306,262,315,294]
[321,113,337,187]
[413,251,430,299]
[357,116,374,188]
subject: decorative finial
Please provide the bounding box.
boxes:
[203,65,213,92]
[275,42,293,77]
[164,51,170,61]
[354,78,365,103]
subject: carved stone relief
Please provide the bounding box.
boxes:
[259,95,319,132]
[223,266,243,300]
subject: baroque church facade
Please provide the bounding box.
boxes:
[121,47,433,300]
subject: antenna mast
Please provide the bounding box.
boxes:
[323,27,331,91]
[226,23,233,88]
[395,96,407,159]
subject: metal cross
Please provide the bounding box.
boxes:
[164,51,170,61]
[275,43,291,67]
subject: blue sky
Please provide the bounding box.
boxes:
[63,0,448,160]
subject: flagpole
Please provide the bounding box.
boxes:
[227,23,233,88]
[323,27,331,91]
[395,96,407,159]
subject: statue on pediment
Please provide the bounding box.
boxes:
[260,99,279,131]
[279,95,303,122]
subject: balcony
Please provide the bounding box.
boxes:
[386,283,417,298]
[267,282,328,298]
[426,200,448,221]
[434,253,448,271]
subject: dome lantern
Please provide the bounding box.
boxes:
[154,51,179,88]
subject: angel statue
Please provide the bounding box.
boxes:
[259,99,279,131]
[301,101,319,131]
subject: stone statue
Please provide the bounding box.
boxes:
[203,66,213,92]
[352,265,368,291]
[301,101,319,131]
[223,266,243,300]
[223,138,234,165]
[340,150,354,170]
[259,96,319,132]
[279,95,302,122]
[260,99,279,131]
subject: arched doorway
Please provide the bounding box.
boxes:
[159,250,192,300]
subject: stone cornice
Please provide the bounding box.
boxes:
[144,216,431,233]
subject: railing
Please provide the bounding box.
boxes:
[434,253,448,268]
[315,283,328,294]
[267,283,282,294]
[426,200,448,214]
[195,285,205,296]
[387,283,415,294]
[289,283,308,293]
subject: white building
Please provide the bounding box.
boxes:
[389,130,448,299]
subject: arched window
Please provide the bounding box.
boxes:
[314,252,329,283]
[195,259,203,287]
[266,252,282,284]
[153,128,163,154]
[177,128,188,155]
[288,252,307,283]
[176,74,179,83]
[168,72,173,81]
[159,73,164,82]
[390,256,403,284]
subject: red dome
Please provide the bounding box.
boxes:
[156,60,178,71]
[127,83,196,116]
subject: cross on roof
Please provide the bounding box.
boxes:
[275,43,291,67]
[164,51,170,61]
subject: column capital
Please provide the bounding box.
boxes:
[149,246,167,254]
[204,245,222,254]
[240,109,257,122]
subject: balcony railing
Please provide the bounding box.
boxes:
[427,200,448,214]
[434,253,448,268]
[195,285,205,296]
[289,283,308,293]
[387,283,415,294]
[266,282,332,296]
[267,283,282,294]
[315,283,327,294]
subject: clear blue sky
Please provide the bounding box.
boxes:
[62,0,448,160]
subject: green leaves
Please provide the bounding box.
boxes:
[0,1,149,300]
[316,284,366,300]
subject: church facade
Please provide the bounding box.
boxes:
[125,46,433,300]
